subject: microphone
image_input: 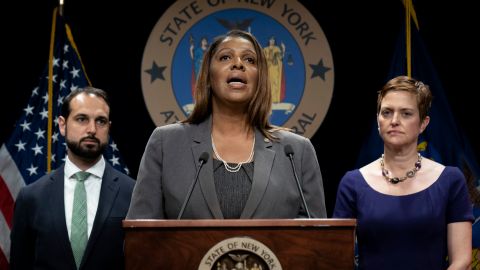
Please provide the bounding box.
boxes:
[177,152,209,219]
[284,144,312,218]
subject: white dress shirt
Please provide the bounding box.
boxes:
[64,156,105,238]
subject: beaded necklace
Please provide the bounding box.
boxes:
[211,135,255,173]
[380,153,422,184]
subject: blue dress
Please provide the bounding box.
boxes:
[333,166,473,270]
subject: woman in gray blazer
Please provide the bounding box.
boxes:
[127,30,326,219]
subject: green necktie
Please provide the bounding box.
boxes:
[70,171,90,269]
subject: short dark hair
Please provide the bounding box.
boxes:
[61,86,110,119]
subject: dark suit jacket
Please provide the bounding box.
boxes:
[10,162,135,270]
[127,117,326,219]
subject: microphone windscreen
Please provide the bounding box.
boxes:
[199,152,210,163]
[284,144,294,156]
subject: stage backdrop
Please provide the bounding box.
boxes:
[2,0,478,227]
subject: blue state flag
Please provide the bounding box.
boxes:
[0,7,129,268]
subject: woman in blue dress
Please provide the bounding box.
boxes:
[333,75,473,269]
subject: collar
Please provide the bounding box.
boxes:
[65,155,106,180]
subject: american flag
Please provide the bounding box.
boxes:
[0,8,129,268]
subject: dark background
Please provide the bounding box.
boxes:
[2,1,478,216]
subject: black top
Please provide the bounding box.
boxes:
[213,159,253,218]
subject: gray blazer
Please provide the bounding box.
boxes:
[127,117,326,219]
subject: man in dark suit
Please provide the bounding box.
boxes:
[10,87,135,270]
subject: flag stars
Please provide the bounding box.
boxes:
[46,74,58,83]
[63,44,70,53]
[60,79,67,89]
[24,105,34,116]
[70,83,79,91]
[53,57,60,67]
[57,95,64,106]
[54,117,60,126]
[31,144,43,156]
[20,120,31,131]
[52,132,59,143]
[42,93,49,103]
[35,128,46,140]
[27,164,38,176]
[110,142,119,152]
[124,167,130,175]
[32,87,39,96]
[62,59,69,70]
[40,108,49,119]
[15,140,26,152]
[109,155,120,166]
[70,67,80,78]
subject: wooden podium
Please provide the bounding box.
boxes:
[123,219,356,270]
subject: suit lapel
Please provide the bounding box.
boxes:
[48,166,78,268]
[81,164,120,266]
[192,117,223,218]
[241,130,274,218]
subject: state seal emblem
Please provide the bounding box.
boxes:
[142,0,334,138]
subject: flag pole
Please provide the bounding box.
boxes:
[402,0,420,77]
[47,8,59,172]
[406,0,411,77]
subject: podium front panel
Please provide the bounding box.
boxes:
[123,219,355,270]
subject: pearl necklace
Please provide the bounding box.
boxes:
[211,135,255,173]
[380,153,422,184]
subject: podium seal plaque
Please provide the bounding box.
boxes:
[198,237,282,270]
